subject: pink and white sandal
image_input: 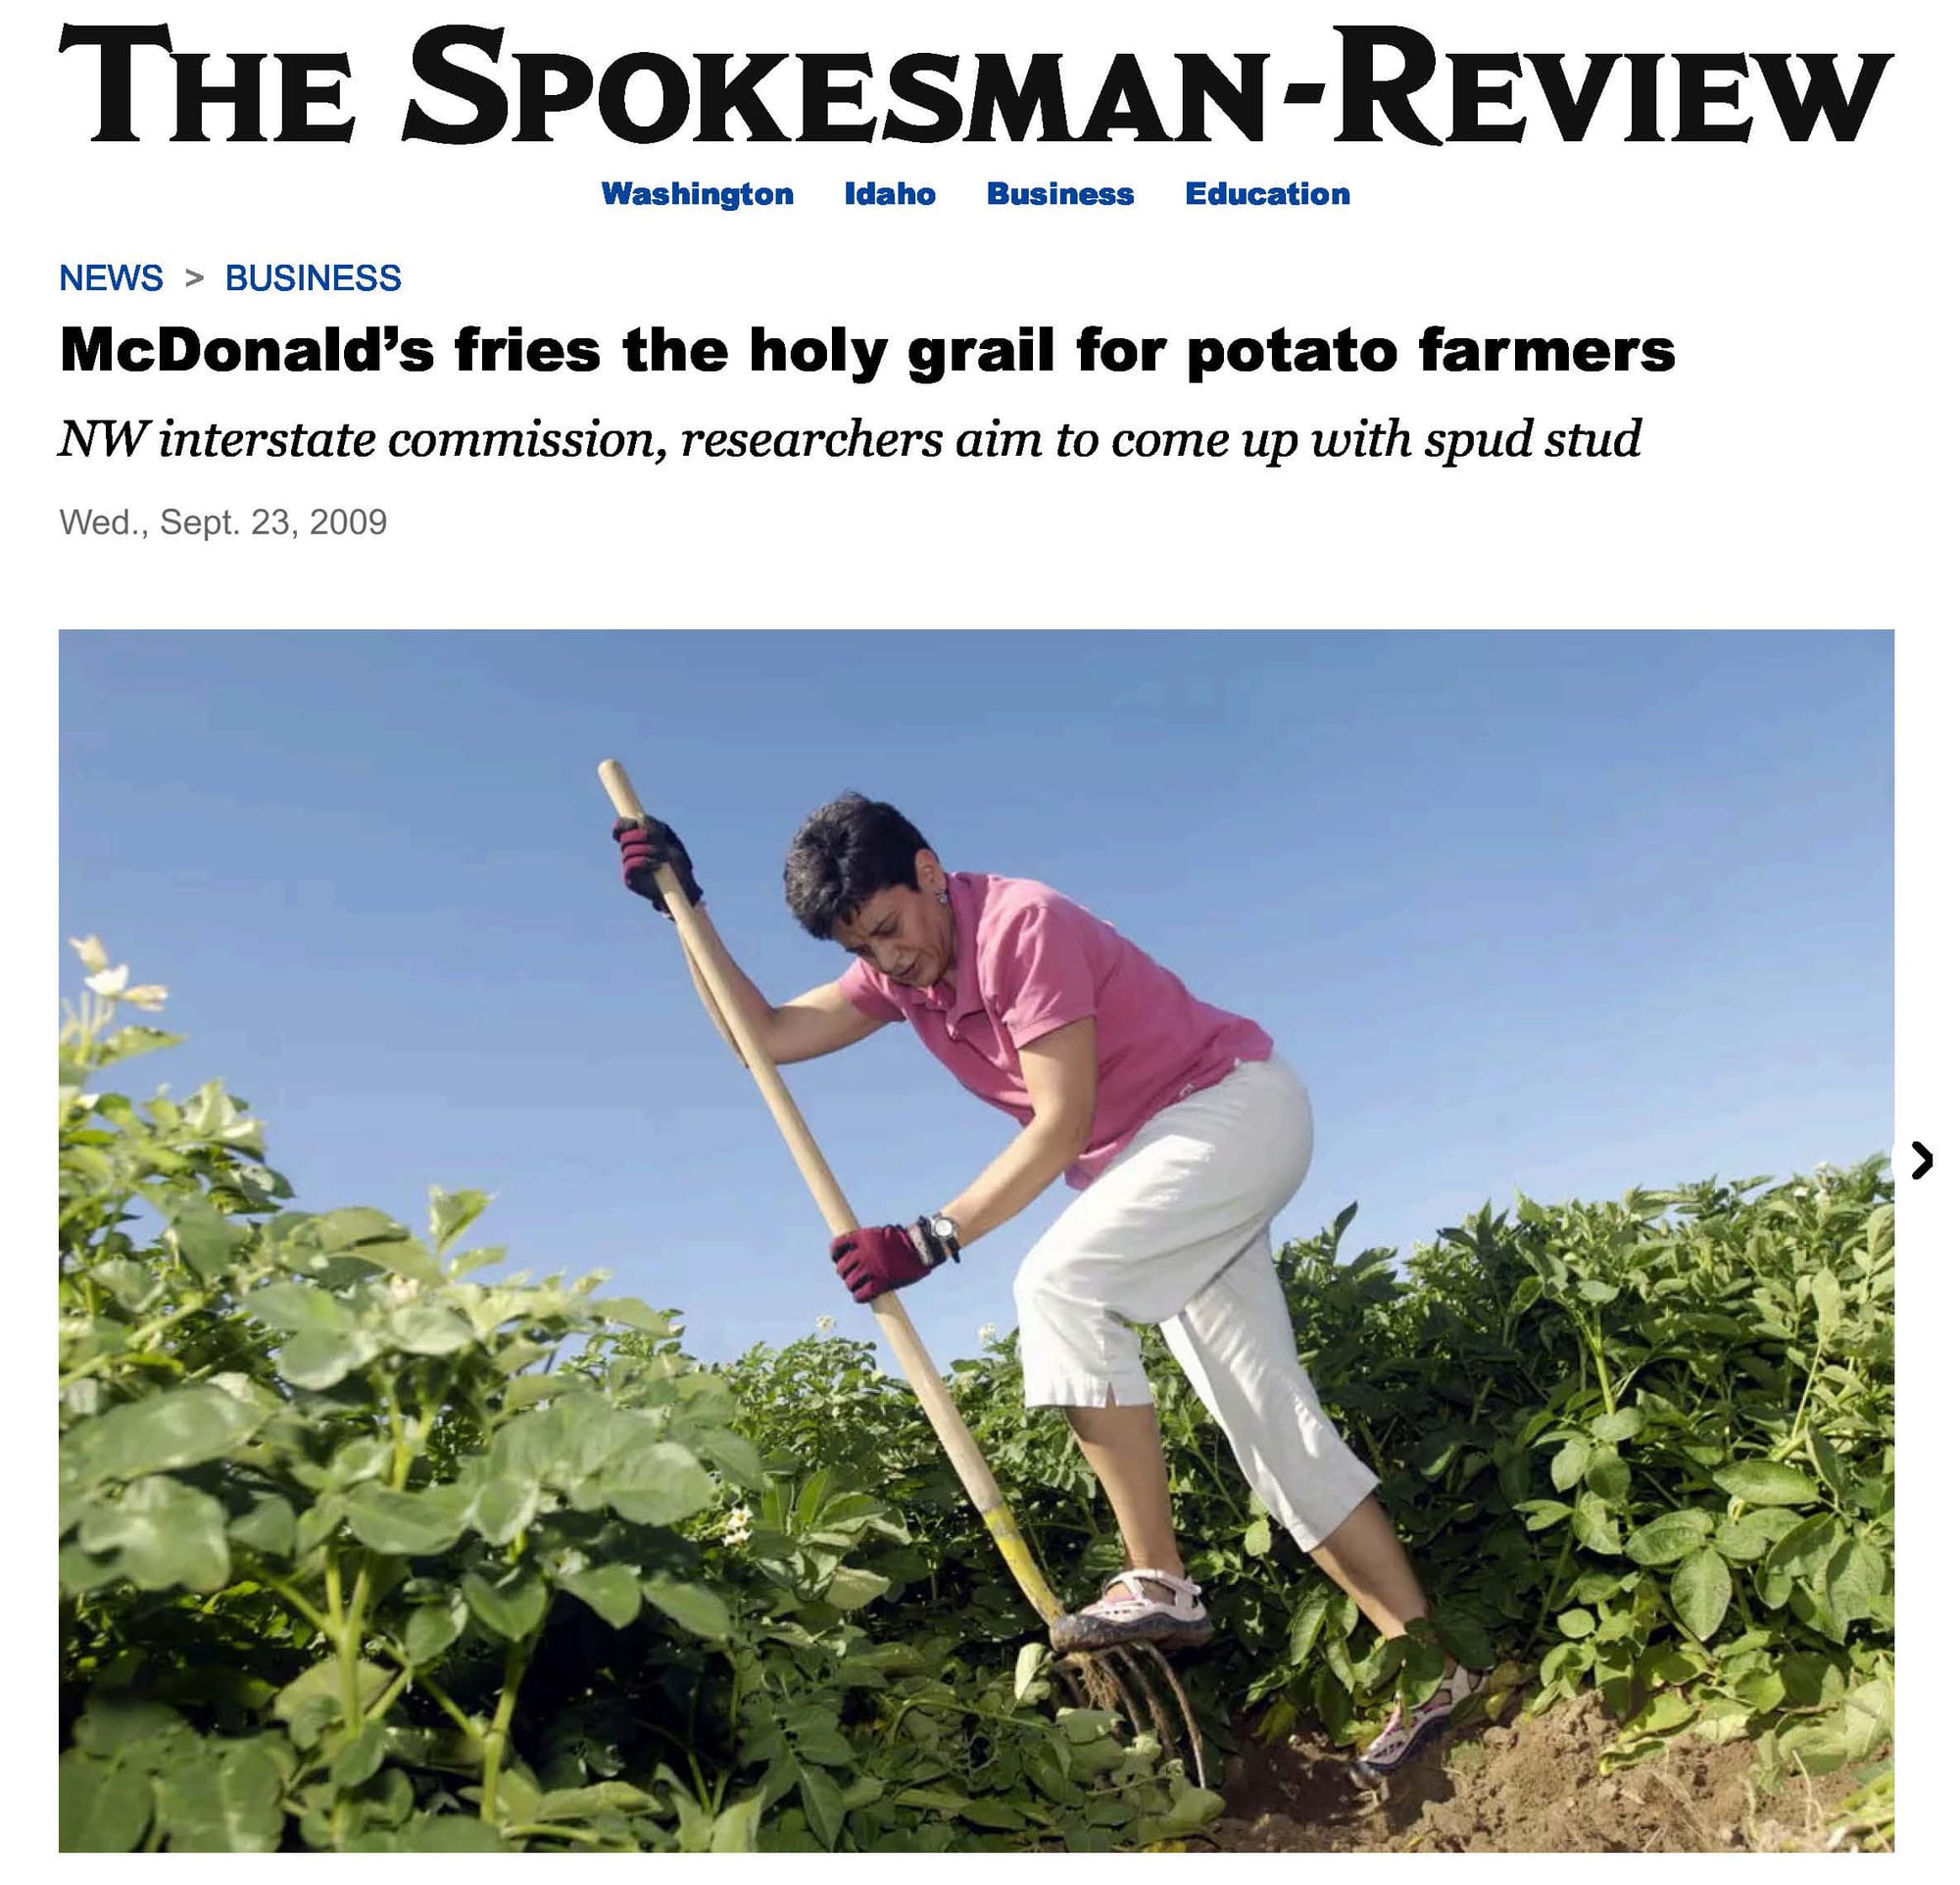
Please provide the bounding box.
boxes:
[1049,1567,1212,1653]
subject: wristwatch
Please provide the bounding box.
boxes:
[916,1213,962,1265]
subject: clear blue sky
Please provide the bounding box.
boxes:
[59,630,1892,1374]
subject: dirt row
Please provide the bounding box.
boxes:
[1203,1692,1880,1854]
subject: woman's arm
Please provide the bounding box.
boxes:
[937,1017,1097,1246]
[682,905,890,1064]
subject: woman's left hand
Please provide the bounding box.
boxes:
[829,1221,950,1303]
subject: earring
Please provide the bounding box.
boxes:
[937,889,950,904]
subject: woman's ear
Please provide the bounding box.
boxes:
[915,848,945,896]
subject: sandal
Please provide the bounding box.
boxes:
[1352,1661,1488,1777]
[1049,1567,1212,1653]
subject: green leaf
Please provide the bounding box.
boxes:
[589,1441,717,1527]
[59,1753,153,1853]
[228,1493,297,1559]
[76,1476,231,1591]
[344,1484,472,1557]
[822,1565,891,1612]
[561,1564,643,1629]
[693,1426,765,1490]
[1590,1408,1644,1444]
[1627,1691,1697,1738]
[710,1792,764,1852]
[429,1186,491,1257]
[276,1327,381,1391]
[1586,1452,1632,1505]
[383,1303,476,1356]
[590,1296,679,1337]
[402,1815,509,1852]
[329,1721,389,1791]
[1823,1536,1886,1621]
[1288,1590,1334,1666]
[1013,1641,1047,1702]
[798,1763,845,1850]
[530,1781,658,1822]
[272,1659,389,1733]
[347,1239,446,1289]
[1139,1785,1227,1842]
[1577,1279,1619,1304]
[404,1598,466,1665]
[1572,1492,1622,1556]
[463,1567,549,1642]
[1713,1462,1818,1508]
[63,1385,264,1490]
[1671,1548,1733,1642]
[247,1280,352,1333]
[467,1473,540,1547]
[1517,1499,1572,1532]
[1549,1439,1589,1492]
[1809,1269,1843,1343]
[644,1575,732,1640]
[1764,1513,1842,1582]
[316,1207,404,1250]
[1625,1509,1715,1566]
[1244,1514,1273,1557]
[153,1742,286,1853]
[1556,1609,1595,1639]
[169,1199,240,1280]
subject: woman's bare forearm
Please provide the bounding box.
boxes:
[940,1116,1087,1248]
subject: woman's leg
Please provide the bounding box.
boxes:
[1307,1493,1432,1640]
[1062,1399,1184,1578]
[1013,1058,1319,1617]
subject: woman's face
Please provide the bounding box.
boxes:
[830,849,957,990]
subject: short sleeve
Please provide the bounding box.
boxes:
[837,956,905,1022]
[993,902,1098,1048]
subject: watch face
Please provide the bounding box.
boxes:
[931,1215,957,1245]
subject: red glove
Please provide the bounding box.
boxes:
[830,1219,958,1305]
[612,817,702,916]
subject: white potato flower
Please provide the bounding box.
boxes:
[85,966,130,998]
[69,935,109,973]
[122,984,170,1012]
[977,1323,1000,1343]
[814,1314,836,1333]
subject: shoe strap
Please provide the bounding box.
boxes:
[1101,1567,1201,1602]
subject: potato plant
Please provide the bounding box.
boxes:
[58,946,1892,1850]
[57,951,1217,1853]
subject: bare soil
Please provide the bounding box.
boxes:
[1203,1693,1877,1854]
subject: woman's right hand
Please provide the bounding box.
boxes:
[612,817,703,916]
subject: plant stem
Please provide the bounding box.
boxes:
[255,1568,332,1640]
[501,1823,608,1846]
[478,1634,535,1822]
[365,1666,413,1721]
[1782,1335,1830,1458]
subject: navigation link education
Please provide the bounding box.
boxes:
[1186,179,1349,207]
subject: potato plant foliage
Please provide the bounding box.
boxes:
[59,955,1892,1851]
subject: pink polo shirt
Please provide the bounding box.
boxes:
[837,871,1273,1188]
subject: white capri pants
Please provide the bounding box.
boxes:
[1012,1054,1379,1554]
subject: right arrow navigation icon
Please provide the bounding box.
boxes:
[1910,1142,1933,1179]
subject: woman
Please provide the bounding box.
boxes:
[613,793,1483,1775]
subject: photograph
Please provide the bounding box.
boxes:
[56,628,1896,1853]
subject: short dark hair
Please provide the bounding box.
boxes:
[784,793,934,939]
